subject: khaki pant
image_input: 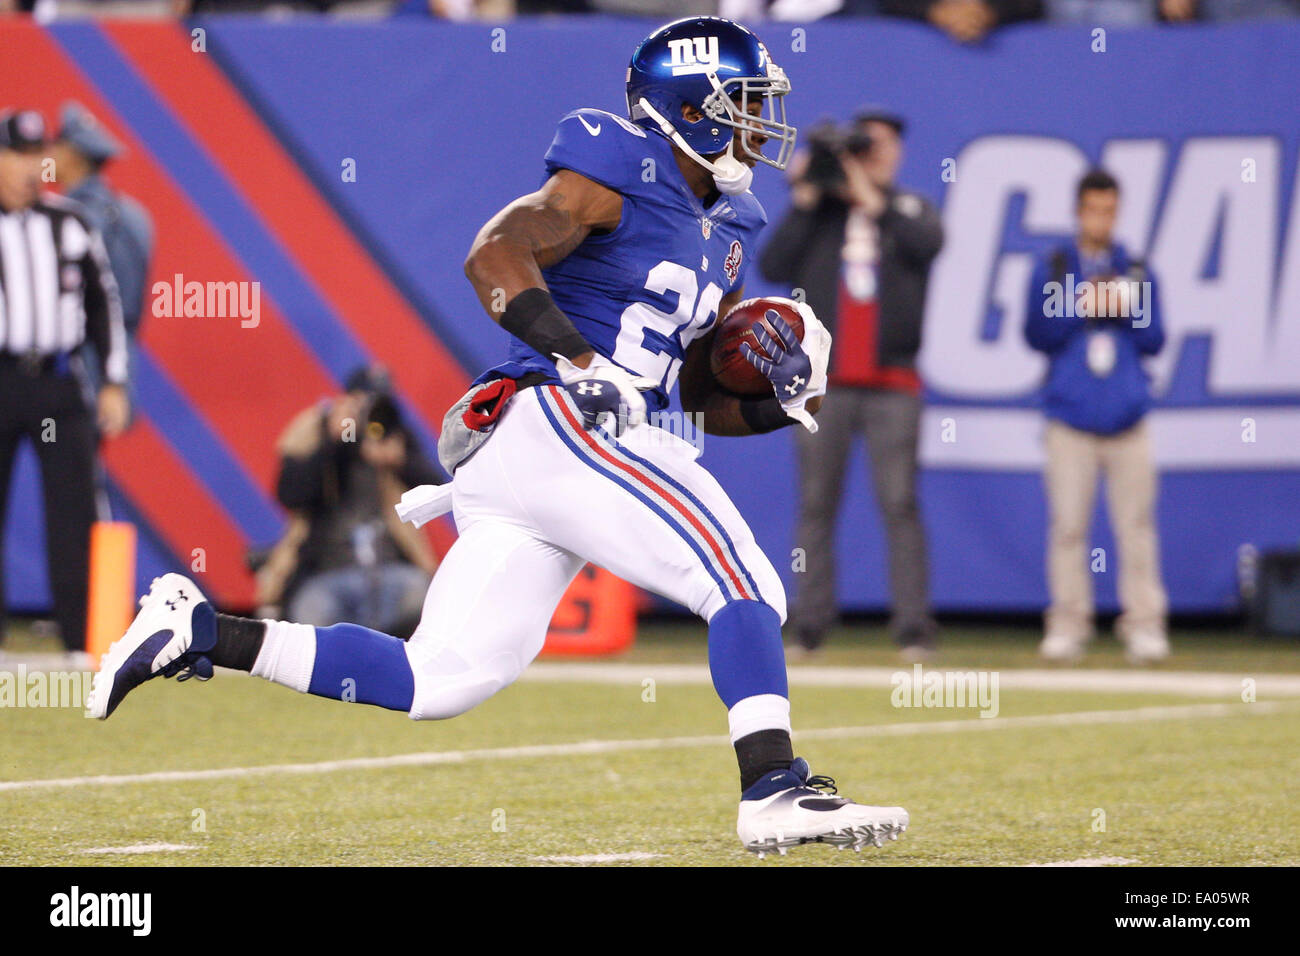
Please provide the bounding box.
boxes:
[1043,418,1168,640]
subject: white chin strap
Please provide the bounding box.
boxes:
[637,96,753,196]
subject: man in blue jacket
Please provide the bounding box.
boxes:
[1024,168,1169,665]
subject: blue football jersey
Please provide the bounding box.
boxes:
[473,107,767,413]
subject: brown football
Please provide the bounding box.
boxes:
[709,296,806,396]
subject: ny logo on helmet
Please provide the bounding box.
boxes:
[668,36,719,76]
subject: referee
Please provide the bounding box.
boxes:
[0,109,129,658]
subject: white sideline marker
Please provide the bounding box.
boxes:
[533,852,664,864]
[0,700,1292,794]
[523,662,1300,698]
[81,843,202,855]
[1027,857,1138,867]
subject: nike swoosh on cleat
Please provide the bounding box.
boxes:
[578,115,601,136]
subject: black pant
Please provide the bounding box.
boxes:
[790,387,934,648]
[0,360,99,651]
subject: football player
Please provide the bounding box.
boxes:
[91,16,908,857]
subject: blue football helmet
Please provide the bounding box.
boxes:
[626,16,796,173]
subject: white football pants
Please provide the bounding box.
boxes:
[402,383,786,720]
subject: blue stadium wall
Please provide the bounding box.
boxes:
[3,17,1298,618]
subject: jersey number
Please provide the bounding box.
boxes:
[613,261,723,392]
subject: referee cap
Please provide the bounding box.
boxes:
[0,109,48,152]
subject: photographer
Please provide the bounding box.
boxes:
[1024,168,1168,665]
[262,366,443,639]
[760,109,943,659]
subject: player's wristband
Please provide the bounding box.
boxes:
[739,396,795,434]
[500,288,591,362]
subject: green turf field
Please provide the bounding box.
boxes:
[2,621,1298,866]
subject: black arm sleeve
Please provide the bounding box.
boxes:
[739,396,796,434]
[500,288,590,362]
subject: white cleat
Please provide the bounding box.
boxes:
[86,573,217,720]
[1124,631,1170,665]
[737,758,908,858]
[1038,632,1087,663]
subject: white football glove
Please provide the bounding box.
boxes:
[552,352,655,435]
[779,301,831,434]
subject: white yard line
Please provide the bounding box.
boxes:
[1027,857,1138,867]
[81,843,202,855]
[523,662,1300,698]
[7,657,1293,697]
[1,701,1291,794]
[533,852,664,864]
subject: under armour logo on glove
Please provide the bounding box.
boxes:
[564,377,627,435]
[553,353,654,439]
[741,303,833,435]
[741,312,814,402]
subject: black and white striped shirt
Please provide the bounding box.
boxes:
[0,192,128,384]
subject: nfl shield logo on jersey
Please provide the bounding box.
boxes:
[701,217,712,239]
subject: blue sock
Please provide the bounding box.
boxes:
[707,600,788,708]
[306,623,415,712]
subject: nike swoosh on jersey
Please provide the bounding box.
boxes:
[578,115,602,136]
